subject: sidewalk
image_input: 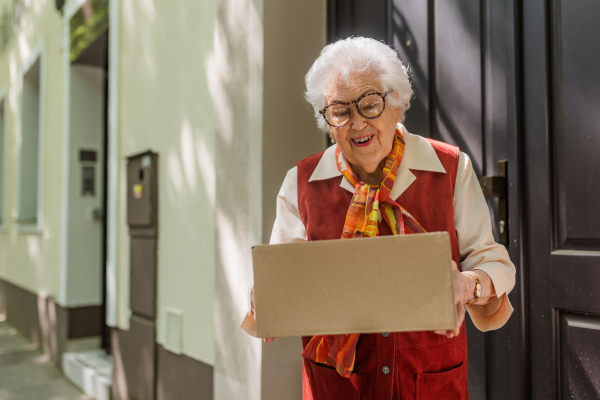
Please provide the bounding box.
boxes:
[0,318,90,400]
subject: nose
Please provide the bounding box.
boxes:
[350,107,367,131]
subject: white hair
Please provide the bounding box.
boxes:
[305,37,413,133]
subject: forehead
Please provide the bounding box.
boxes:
[326,73,382,103]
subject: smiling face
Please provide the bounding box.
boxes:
[327,74,402,183]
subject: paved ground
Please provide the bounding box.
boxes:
[0,318,90,400]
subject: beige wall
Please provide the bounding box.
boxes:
[260,0,327,398]
[0,0,66,302]
[262,0,327,243]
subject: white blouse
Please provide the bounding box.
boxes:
[241,125,515,335]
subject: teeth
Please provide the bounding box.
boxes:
[354,136,371,143]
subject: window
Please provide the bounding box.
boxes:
[18,57,41,225]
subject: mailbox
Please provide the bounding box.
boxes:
[127,151,158,232]
[122,150,159,400]
[126,151,158,318]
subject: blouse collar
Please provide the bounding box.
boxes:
[308,124,447,199]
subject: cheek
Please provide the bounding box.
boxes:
[377,124,395,144]
[330,128,340,142]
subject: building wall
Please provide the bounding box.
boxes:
[0,0,65,302]
[117,0,218,365]
[260,0,327,398]
[211,0,264,396]
[117,0,325,390]
[0,0,327,397]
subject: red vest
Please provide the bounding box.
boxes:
[296,139,468,400]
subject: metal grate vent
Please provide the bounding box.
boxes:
[164,308,183,354]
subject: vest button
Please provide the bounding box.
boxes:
[382,366,390,375]
[382,332,389,337]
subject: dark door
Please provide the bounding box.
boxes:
[523,1,600,398]
[328,1,528,398]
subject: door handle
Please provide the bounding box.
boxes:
[479,160,508,245]
[90,207,104,222]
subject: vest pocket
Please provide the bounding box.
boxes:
[306,360,361,400]
[415,362,466,400]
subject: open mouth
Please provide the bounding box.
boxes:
[351,134,375,147]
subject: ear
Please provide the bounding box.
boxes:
[388,90,403,123]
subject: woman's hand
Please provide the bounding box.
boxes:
[434,262,498,338]
[434,261,472,338]
[251,286,279,343]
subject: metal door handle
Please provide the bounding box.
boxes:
[479,160,508,245]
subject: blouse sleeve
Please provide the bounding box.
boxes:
[240,167,307,336]
[454,152,516,331]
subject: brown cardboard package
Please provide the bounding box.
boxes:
[252,232,457,338]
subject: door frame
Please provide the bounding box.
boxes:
[325,1,531,398]
[61,0,111,348]
[485,0,530,398]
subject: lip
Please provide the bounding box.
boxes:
[351,134,375,147]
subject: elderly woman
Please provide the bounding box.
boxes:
[242,37,515,400]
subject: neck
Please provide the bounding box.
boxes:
[351,158,387,185]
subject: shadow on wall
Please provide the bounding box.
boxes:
[208,0,263,398]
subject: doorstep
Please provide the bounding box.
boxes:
[62,349,112,400]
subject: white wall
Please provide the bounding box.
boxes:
[0,0,66,302]
[118,0,219,365]
[211,0,263,396]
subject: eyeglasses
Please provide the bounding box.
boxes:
[319,91,391,128]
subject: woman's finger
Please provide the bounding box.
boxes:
[251,287,257,322]
[438,261,464,338]
[264,337,279,343]
[445,299,466,338]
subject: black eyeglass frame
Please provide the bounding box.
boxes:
[319,90,391,128]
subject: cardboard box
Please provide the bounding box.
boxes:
[252,232,457,338]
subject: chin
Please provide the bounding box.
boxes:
[356,160,380,173]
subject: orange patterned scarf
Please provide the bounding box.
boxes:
[301,129,426,377]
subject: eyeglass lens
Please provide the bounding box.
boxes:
[324,93,385,127]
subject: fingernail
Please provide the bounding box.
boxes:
[434,330,443,334]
